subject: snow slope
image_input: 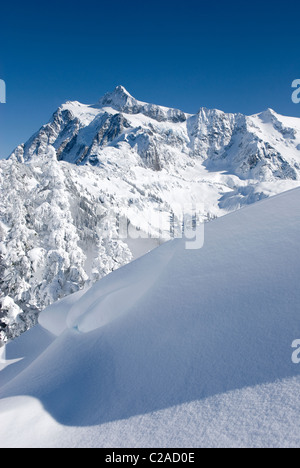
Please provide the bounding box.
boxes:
[2,86,300,343]
[0,187,300,448]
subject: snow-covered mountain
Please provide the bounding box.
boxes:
[11,86,300,180]
[1,187,300,448]
[1,85,300,343]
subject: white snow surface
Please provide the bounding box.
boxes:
[0,187,300,448]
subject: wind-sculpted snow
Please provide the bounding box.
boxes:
[1,86,300,342]
[0,188,300,447]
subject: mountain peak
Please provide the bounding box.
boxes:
[98,85,137,110]
[113,85,132,97]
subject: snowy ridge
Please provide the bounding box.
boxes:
[1,86,300,342]
[10,86,300,179]
[1,188,300,447]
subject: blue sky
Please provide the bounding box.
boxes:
[0,0,300,158]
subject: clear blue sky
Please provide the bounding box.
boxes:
[0,0,300,158]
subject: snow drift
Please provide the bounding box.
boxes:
[0,187,300,447]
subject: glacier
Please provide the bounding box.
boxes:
[1,85,300,343]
